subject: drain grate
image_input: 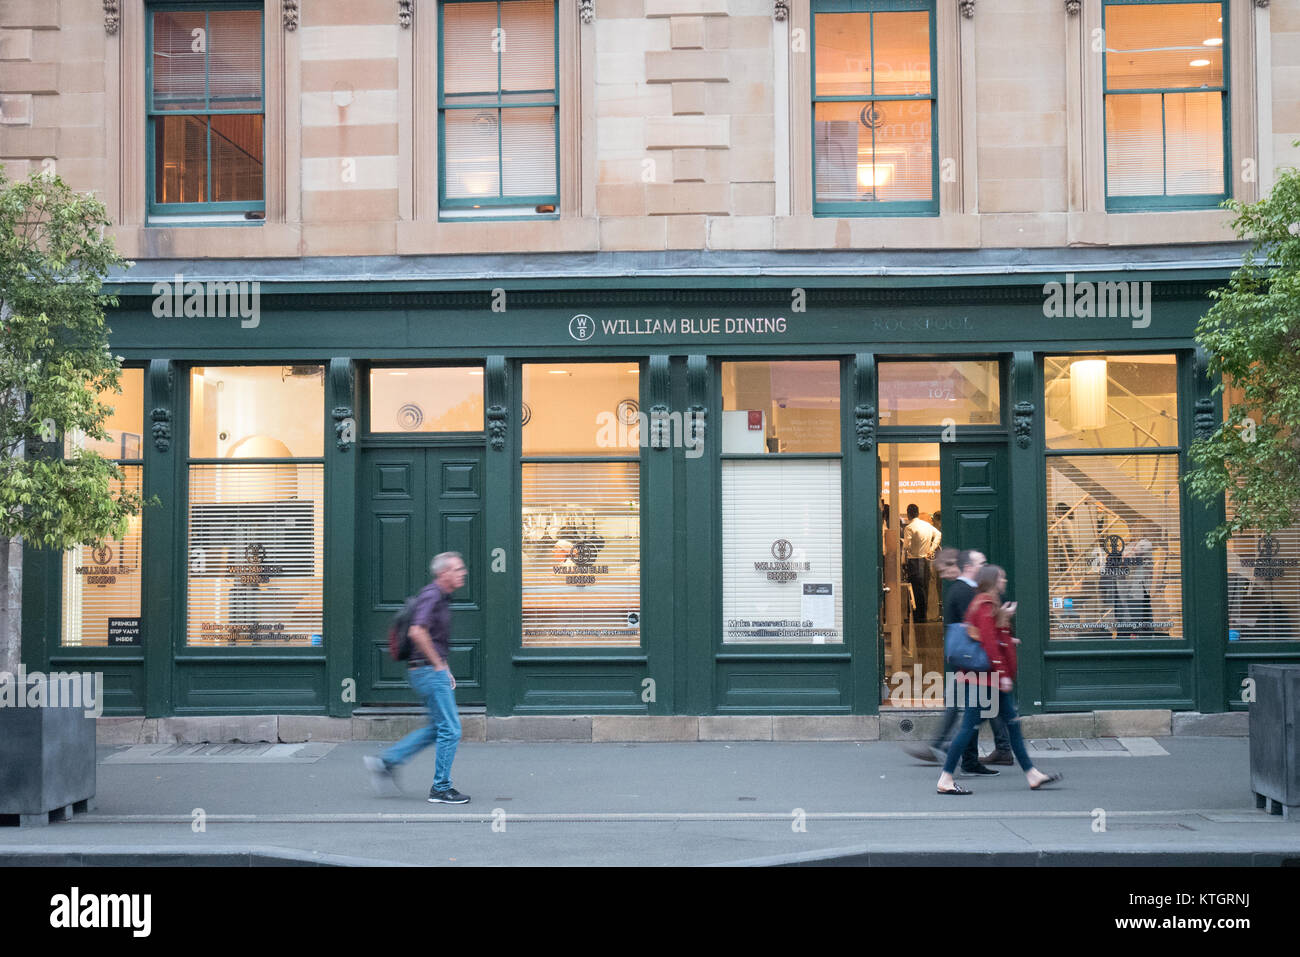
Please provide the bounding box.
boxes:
[103,743,335,764]
[1026,737,1167,758]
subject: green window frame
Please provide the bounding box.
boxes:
[438,0,560,218]
[146,1,266,223]
[810,0,939,218]
[1102,0,1230,212]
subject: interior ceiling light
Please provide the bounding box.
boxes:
[1203,37,1222,46]
[1190,59,1211,67]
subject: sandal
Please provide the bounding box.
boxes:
[1029,772,1063,790]
[937,783,973,795]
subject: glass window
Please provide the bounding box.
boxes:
[65,368,145,459]
[878,360,1000,427]
[1103,1,1227,208]
[190,366,324,458]
[440,0,558,217]
[369,367,485,432]
[721,360,840,454]
[812,0,937,216]
[521,463,640,647]
[522,363,641,456]
[149,6,264,218]
[1044,354,1178,449]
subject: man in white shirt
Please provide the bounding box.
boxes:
[902,504,941,621]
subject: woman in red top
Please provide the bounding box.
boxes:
[936,564,1062,795]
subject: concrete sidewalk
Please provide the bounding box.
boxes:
[2,737,1297,866]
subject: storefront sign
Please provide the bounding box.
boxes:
[568,314,788,341]
[107,617,141,646]
[75,543,134,587]
[1240,535,1300,581]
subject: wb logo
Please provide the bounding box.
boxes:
[771,539,794,560]
[1259,535,1279,559]
[1103,535,1125,558]
[568,314,596,341]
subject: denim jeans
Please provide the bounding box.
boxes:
[382,666,461,793]
[932,679,1012,768]
[942,684,1034,775]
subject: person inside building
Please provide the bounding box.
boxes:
[902,504,941,622]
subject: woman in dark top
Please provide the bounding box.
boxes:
[936,564,1063,795]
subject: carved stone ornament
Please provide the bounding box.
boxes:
[104,1,120,35]
[332,406,355,450]
[854,404,876,452]
[1013,400,1035,449]
[151,408,172,453]
[1194,398,1217,440]
[579,0,594,24]
[283,0,300,32]
[1065,0,1081,14]
[774,0,789,21]
[487,404,509,451]
[649,404,671,450]
[688,404,707,447]
[960,0,975,18]
[1255,0,1270,8]
[399,0,413,28]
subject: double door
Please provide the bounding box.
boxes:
[356,446,486,705]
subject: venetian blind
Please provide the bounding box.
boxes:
[61,467,143,648]
[521,462,640,648]
[721,459,843,644]
[186,464,323,646]
[1225,504,1300,641]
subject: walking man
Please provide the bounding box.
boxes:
[365,552,470,804]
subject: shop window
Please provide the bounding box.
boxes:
[521,363,640,647]
[1045,352,1182,641]
[1103,1,1228,210]
[148,5,265,223]
[369,367,485,433]
[721,361,843,645]
[811,0,937,217]
[877,360,1000,427]
[440,0,559,219]
[61,370,145,648]
[1044,354,1178,449]
[186,366,324,647]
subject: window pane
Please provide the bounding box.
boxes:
[66,368,145,459]
[722,459,843,644]
[1227,517,1300,641]
[443,1,500,96]
[210,113,264,202]
[521,463,640,647]
[1105,93,1165,196]
[1105,2,1223,91]
[154,114,209,204]
[500,0,554,94]
[208,9,263,110]
[1044,355,1177,449]
[187,463,324,647]
[444,108,501,199]
[814,100,867,203]
[61,467,142,647]
[190,366,324,458]
[878,361,1000,427]
[369,367,485,432]
[871,99,932,202]
[814,13,871,97]
[871,10,931,96]
[1164,90,1222,194]
[722,361,840,454]
[501,107,556,196]
[522,363,641,456]
[152,10,207,110]
[1047,454,1182,640]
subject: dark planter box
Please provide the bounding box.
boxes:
[1248,664,1300,821]
[0,678,96,826]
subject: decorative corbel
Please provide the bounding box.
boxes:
[1013,401,1035,449]
[774,0,789,20]
[104,1,120,35]
[854,405,877,452]
[1065,0,1081,14]
[959,0,975,18]
[579,0,594,24]
[1255,1,1270,8]
[283,0,300,32]
[487,405,509,451]
[399,0,413,27]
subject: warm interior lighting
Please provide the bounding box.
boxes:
[1070,359,1109,431]
[387,371,408,376]
[1189,58,1211,67]
[548,370,568,375]
[462,172,494,196]
[1203,37,1222,46]
[467,369,483,376]
[857,162,894,190]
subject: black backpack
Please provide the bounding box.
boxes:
[387,595,420,662]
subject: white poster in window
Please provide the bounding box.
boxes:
[801,583,834,636]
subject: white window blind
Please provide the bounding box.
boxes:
[186,464,323,646]
[61,467,143,648]
[1226,505,1300,641]
[521,463,640,647]
[722,459,843,644]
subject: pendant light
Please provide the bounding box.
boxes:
[1070,358,1108,431]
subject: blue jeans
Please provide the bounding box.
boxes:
[931,676,1012,767]
[942,684,1034,775]
[382,666,461,793]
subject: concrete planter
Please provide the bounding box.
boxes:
[1248,664,1300,821]
[0,677,96,826]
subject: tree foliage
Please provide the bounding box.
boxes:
[0,167,144,549]
[1187,155,1300,547]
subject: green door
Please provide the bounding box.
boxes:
[940,443,1013,591]
[356,446,486,705]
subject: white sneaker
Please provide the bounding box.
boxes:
[363,755,401,796]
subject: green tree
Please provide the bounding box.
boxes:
[1187,156,1300,546]
[0,167,144,675]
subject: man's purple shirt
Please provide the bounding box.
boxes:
[408,581,451,666]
